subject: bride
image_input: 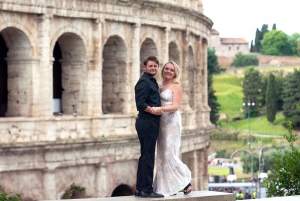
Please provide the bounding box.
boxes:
[151,61,192,196]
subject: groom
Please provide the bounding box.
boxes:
[134,56,164,198]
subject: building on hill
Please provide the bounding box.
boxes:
[209,29,249,58]
[0,0,213,200]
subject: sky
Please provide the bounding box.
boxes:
[202,0,299,44]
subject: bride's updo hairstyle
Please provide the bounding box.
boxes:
[161,61,180,84]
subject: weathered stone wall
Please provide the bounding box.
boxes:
[0,0,213,200]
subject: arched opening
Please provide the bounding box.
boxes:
[140,38,158,76]
[0,34,8,117]
[169,42,180,65]
[188,46,195,109]
[53,32,86,115]
[111,184,133,197]
[53,42,62,114]
[0,27,32,117]
[102,35,127,114]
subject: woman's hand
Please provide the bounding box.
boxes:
[150,107,164,115]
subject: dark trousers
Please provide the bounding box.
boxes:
[135,116,159,194]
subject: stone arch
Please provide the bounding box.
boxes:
[51,26,88,57]
[0,21,35,55]
[169,41,180,66]
[0,27,34,117]
[140,38,158,75]
[188,45,195,109]
[111,184,133,197]
[53,32,87,116]
[102,35,128,114]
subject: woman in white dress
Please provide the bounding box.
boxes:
[151,61,192,196]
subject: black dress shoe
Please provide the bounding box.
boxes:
[141,191,164,198]
[134,189,141,196]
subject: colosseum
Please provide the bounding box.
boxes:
[0,0,213,200]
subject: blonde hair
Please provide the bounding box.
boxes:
[161,61,180,84]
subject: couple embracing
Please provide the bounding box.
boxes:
[134,56,192,198]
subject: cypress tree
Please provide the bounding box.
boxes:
[207,47,220,124]
[243,67,263,117]
[282,69,300,130]
[250,40,254,52]
[254,28,261,52]
[266,73,277,124]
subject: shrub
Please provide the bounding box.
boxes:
[0,186,22,201]
[231,53,259,67]
[265,120,300,197]
[61,183,88,199]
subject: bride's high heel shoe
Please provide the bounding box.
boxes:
[184,183,192,195]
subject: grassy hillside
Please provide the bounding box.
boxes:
[213,74,243,120]
[212,67,300,134]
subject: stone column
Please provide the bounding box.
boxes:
[202,39,211,126]
[195,37,204,128]
[130,23,140,114]
[163,27,170,64]
[96,163,107,197]
[181,31,191,111]
[197,149,204,190]
[5,57,40,117]
[202,148,209,190]
[88,18,103,116]
[60,59,86,116]
[43,168,56,200]
[193,150,199,190]
[37,14,52,116]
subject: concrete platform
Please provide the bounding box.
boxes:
[41,191,235,201]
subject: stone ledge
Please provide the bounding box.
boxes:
[257,196,300,201]
[40,191,235,201]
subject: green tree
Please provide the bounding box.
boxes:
[265,120,300,197]
[275,75,285,110]
[250,40,254,52]
[298,41,300,56]
[282,69,300,130]
[240,152,259,174]
[242,67,263,117]
[289,33,300,56]
[272,23,277,30]
[207,47,220,124]
[266,73,277,124]
[261,30,291,56]
[254,28,261,52]
[215,149,230,158]
[230,52,259,67]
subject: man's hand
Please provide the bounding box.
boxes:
[150,107,164,115]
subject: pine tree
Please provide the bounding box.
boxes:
[242,67,263,117]
[207,47,220,124]
[266,73,277,124]
[282,69,300,130]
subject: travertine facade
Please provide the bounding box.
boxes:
[0,0,213,200]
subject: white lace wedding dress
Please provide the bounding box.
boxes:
[153,89,191,196]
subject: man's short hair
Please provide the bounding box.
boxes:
[143,56,159,66]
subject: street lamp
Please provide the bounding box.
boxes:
[258,148,268,198]
[243,98,255,150]
[230,149,254,195]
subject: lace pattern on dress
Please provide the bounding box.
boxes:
[153,89,191,196]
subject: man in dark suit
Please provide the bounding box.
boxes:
[134,56,164,198]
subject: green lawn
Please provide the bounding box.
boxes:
[208,166,251,180]
[222,113,287,134]
[213,74,243,120]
